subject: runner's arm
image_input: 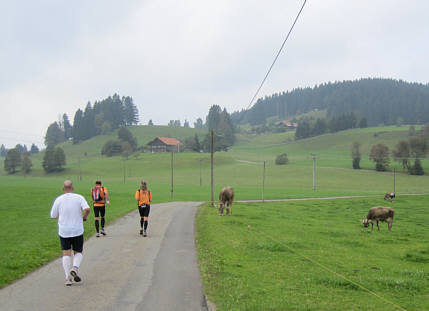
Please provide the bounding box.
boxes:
[105,188,110,205]
[81,196,91,221]
[50,199,59,219]
[83,208,90,221]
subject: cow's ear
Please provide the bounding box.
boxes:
[361,219,365,223]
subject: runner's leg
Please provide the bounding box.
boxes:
[62,250,72,279]
[70,235,83,282]
[94,206,100,234]
[100,206,105,230]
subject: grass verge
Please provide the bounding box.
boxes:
[196,195,429,311]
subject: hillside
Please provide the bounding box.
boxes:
[231,78,429,126]
[1,124,428,177]
[1,125,428,200]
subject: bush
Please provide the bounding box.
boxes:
[275,153,288,165]
[409,159,424,175]
[101,140,123,157]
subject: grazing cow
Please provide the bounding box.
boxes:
[384,192,395,202]
[362,206,394,231]
[219,186,234,216]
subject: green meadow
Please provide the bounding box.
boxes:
[0,124,428,293]
[196,196,429,311]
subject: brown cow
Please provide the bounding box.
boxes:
[362,206,394,231]
[219,186,234,216]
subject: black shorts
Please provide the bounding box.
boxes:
[60,234,84,252]
[93,205,106,217]
[138,204,151,217]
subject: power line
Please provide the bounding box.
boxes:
[246,0,308,110]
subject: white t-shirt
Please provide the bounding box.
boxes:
[50,193,90,238]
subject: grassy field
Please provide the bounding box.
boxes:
[1,124,428,290]
[196,195,429,311]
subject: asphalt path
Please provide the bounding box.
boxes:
[0,202,208,311]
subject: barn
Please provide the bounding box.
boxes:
[146,137,181,152]
[277,121,298,130]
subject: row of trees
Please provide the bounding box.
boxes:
[231,78,429,127]
[3,146,66,174]
[3,149,33,174]
[203,105,235,151]
[179,106,236,152]
[44,94,139,147]
[351,124,429,174]
[295,112,367,140]
[0,143,39,157]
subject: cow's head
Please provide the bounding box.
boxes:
[362,219,372,228]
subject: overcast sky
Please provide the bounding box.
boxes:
[1,0,428,148]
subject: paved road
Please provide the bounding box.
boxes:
[0,202,208,311]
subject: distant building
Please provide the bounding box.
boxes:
[146,137,181,152]
[277,121,298,130]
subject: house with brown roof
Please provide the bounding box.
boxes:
[146,137,181,152]
[277,121,298,129]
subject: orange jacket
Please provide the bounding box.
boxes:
[135,189,152,206]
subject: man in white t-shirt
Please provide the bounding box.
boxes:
[50,180,90,286]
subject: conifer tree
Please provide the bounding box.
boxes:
[42,147,56,173]
[0,144,7,157]
[63,114,73,139]
[72,109,84,144]
[123,96,139,125]
[54,147,66,170]
[45,122,65,147]
[4,148,22,174]
[30,144,39,154]
[22,155,32,174]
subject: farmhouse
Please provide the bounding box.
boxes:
[277,121,298,130]
[146,137,181,152]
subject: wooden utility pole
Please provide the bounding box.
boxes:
[312,154,316,190]
[262,161,266,202]
[171,151,174,199]
[199,159,202,186]
[210,130,214,206]
[78,157,82,181]
[393,167,396,194]
[123,158,126,183]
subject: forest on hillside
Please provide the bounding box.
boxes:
[44,94,139,147]
[231,78,429,126]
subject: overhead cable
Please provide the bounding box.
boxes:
[246,0,308,110]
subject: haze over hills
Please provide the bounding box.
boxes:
[231,78,429,126]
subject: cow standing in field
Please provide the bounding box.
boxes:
[384,192,395,202]
[219,187,234,216]
[362,206,395,231]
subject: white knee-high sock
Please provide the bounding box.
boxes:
[62,256,72,278]
[73,253,83,269]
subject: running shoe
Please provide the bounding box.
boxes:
[96,233,100,238]
[65,277,72,286]
[101,228,106,236]
[70,268,81,282]
[143,230,147,237]
[139,229,143,236]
